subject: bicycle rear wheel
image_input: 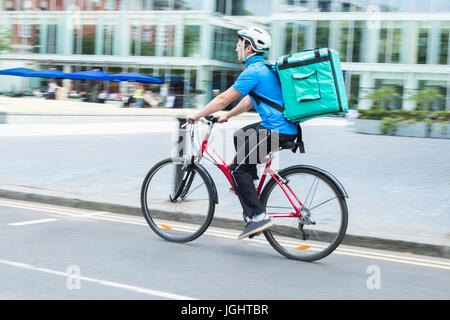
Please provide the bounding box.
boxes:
[141,158,215,242]
[260,166,348,262]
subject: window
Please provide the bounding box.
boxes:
[318,0,331,12]
[183,25,200,57]
[130,25,156,56]
[285,23,306,54]
[82,25,96,55]
[340,21,362,62]
[19,25,32,38]
[315,21,329,48]
[105,0,116,10]
[47,25,57,54]
[349,74,360,109]
[439,29,449,65]
[417,28,428,64]
[213,27,236,63]
[103,25,115,55]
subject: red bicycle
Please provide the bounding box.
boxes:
[141,115,348,262]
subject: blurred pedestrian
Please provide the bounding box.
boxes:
[133,83,144,107]
[47,81,57,99]
[97,90,107,103]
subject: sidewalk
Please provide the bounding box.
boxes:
[0,96,449,258]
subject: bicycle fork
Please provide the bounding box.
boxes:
[170,164,196,203]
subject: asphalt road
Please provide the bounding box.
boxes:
[0,117,449,246]
[0,198,448,300]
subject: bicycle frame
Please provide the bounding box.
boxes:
[192,119,304,219]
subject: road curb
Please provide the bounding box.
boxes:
[0,188,448,259]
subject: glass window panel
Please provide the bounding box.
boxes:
[339,21,350,62]
[439,29,449,65]
[318,0,331,12]
[352,21,362,62]
[378,28,388,63]
[391,28,401,63]
[131,25,156,56]
[213,27,236,63]
[183,25,200,57]
[103,25,115,55]
[285,22,306,54]
[82,25,96,55]
[417,28,428,64]
[163,25,176,57]
[47,24,57,54]
[242,0,271,15]
[183,0,204,10]
[315,21,329,48]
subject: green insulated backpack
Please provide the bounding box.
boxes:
[275,48,348,122]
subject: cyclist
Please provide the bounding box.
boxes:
[186,26,299,240]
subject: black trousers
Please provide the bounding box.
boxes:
[230,122,297,218]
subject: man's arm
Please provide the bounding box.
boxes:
[218,95,253,123]
[187,87,242,122]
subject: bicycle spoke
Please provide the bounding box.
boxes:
[309,196,338,211]
[141,159,214,243]
[182,182,205,199]
[262,168,348,262]
[304,176,318,206]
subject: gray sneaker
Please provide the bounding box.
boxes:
[237,217,273,240]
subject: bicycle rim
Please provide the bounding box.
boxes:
[261,167,348,262]
[141,158,215,242]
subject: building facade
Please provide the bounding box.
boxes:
[0,0,449,110]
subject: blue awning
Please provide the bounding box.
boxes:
[27,69,67,78]
[165,76,185,82]
[65,70,114,81]
[108,72,164,84]
[0,67,36,76]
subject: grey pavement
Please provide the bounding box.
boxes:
[0,97,449,257]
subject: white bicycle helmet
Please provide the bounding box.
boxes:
[237,26,271,53]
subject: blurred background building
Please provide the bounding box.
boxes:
[0,0,449,110]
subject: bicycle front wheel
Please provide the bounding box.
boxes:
[141,158,215,242]
[261,166,348,262]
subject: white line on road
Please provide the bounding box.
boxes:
[1,199,449,270]
[8,218,59,226]
[0,258,197,300]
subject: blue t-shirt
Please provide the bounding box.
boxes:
[232,55,298,135]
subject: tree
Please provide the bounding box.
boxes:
[0,28,12,52]
[406,87,444,111]
[362,86,401,110]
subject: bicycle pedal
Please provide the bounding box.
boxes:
[249,232,262,239]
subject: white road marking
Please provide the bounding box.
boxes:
[1,199,449,270]
[0,259,196,300]
[8,218,59,226]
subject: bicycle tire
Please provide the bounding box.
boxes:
[141,158,216,243]
[260,166,348,262]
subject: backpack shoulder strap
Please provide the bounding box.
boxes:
[248,60,284,113]
[248,91,284,113]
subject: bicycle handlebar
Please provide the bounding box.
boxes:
[183,115,225,128]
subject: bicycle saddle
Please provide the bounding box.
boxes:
[280,141,296,150]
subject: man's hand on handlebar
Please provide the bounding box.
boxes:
[186,113,200,124]
[186,113,227,125]
[218,114,228,123]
